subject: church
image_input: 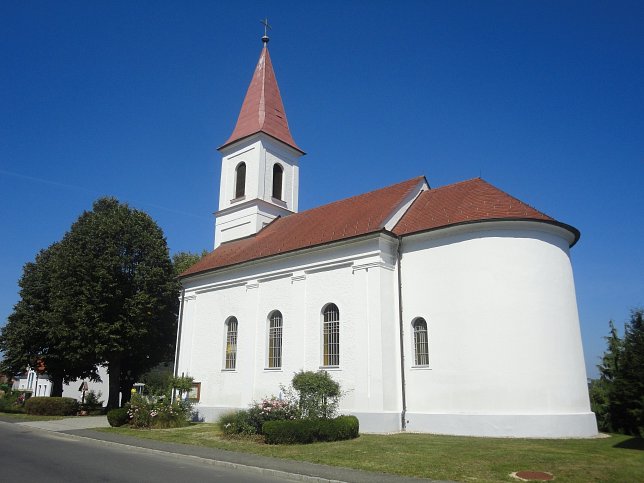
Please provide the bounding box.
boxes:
[174,34,597,437]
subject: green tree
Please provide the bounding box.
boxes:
[611,309,644,435]
[588,378,611,432]
[593,310,644,436]
[291,370,341,419]
[172,250,208,276]
[52,197,179,408]
[598,320,622,385]
[140,364,174,398]
[0,244,97,396]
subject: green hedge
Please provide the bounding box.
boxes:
[263,415,359,444]
[24,397,79,416]
[107,407,130,427]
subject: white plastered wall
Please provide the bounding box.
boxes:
[176,234,403,431]
[400,221,597,437]
[176,220,597,437]
[214,134,301,248]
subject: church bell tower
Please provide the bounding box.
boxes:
[214,32,304,249]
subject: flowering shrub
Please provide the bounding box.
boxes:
[126,393,192,429]
[219,395,300,436]
[218,373,350,444]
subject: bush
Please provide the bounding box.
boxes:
[126,392,191,429]
[0,390,27,413]
[107,407,129,427]
[0,397,24,414]
[263,415,359,444]
[81,390,104,415]
[219,410,257,436]
[292,370,341,419]
[25,397,79,416]
[219,397,300,436]
[263,419,316,444]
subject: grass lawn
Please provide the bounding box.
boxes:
[0,411,65,422]
[99,424,643,482]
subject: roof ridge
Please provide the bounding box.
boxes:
[291,176,426,218]
[181,175,575,279]
[426,177,482,192]
[426,178,551,219]
[481,182,553,220]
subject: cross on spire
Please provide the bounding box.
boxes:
[260,18,271,44]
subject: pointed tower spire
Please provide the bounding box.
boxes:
[213,30,304,249]
[220,35,303,153]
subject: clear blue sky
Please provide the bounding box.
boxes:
[1,1,642,379]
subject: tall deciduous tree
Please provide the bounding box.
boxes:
[172,250,208,277]
[52,197,179,408]
[0,244,97,395]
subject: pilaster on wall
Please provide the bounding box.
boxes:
[349,253,402,414]
[244,278,260,405]
[176,294,197,378]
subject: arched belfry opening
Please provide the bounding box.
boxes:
[272,163,283,200]
[234,162,246,199]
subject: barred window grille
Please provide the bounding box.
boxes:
[323,304,340,366]
[235,162,246,198]
[413,318,429,366]
[225,317,238,369]
[268,311,283,368]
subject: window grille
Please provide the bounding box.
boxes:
[268,311,283,368]
[272,163,283,200]
[413,318,429,366]
[235,162,246,198]
[323,304,340,366]
[225,317,238,369]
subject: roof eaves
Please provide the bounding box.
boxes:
[399,217,581,247]
[179,228,389,281]
[218,130,305,154]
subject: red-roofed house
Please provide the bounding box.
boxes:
[173,35,597,437]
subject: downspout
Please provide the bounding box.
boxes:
[396,235,407,431]
[172,288,186,400]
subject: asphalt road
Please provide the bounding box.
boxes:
[0,422,293,483]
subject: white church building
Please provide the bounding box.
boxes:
[174,35,597,437]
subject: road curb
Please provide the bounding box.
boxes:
[35,428,347,483]
[2,420,443,482]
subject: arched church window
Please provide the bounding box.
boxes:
[225,317,238,370]
[235,162,246,199]
[322,304,340,366]
[268,311,283,368]
[272,163,283,200]
[412,318,429,366]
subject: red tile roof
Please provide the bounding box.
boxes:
[393,178,568,236]
[181,177,425,276]
[182,177,578,278]
[220,45,302,153]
